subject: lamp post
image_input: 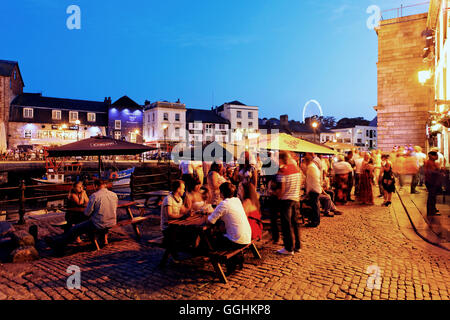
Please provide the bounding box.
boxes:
[312,121,318,143]
[162,124,168,160]
[75,120,81,141]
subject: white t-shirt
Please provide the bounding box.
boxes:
[208,197,251,245]
[355,158,364,174]
[180,160,193,175]
[414,152,426,167]
[333,161,353,175]
[306,163,322,194]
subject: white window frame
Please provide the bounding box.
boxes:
[114,131,121,140]
[23,108,33,119]
[236,111,242,119]
[52,110,61,120]
[163,113,169,121]
[87,112,96,122]
[115,120,121,130]
[69,111,78,123]
[175,113,180,121]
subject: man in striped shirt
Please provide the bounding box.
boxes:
[276,151,301,255]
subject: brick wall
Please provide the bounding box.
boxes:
[376,13,433,151]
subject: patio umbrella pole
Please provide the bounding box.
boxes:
[98,155,102,179]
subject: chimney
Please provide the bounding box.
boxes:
[280,114,289,129]
[176,98,180,103]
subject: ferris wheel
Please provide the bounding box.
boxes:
[302,99,323,122]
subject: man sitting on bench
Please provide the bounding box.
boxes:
[207,182,252,275]
[48,179,118,255]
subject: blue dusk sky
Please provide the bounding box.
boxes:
[0,0,430,122]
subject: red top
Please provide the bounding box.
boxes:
[247,210,263,241]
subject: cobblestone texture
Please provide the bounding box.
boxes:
[0,199,449,300]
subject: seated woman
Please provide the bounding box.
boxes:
[66,181,89,242]
[207,182,252,275]
[160,180,192,264]
[185,177,214,214]
[238,182,263,241]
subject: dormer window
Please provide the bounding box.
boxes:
[52,110,61,120]
[23,108,33,119]
[69,111,78,123]
[87,112,96,122]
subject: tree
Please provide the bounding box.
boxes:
[320,116,336,129]
[335,117,370,128]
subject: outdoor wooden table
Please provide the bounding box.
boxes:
[143,190,170,208]
[162,213,261,284]
[61,200,147,240]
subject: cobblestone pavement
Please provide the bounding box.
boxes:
[0,197,449,300]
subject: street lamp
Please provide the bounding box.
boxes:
[75,120,81,141]
[311,121,318,143]
[162,124,168,158]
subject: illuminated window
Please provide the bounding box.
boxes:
[114,131,121,140]
[87,113,96,122]
[248,122,253,128]
[69,111,78,123]
[52,110,61,120]
[24,129,32,138]
[115,120,121,130]
[130,132,137,143]
[23,108,33,119]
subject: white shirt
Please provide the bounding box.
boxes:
[333,161,353,175]
[208,197,252,245]
[355,158,364,174]
[414,152,426,167]
[436,152,445,169]
[306,163,322,194]
[179,160,193,175]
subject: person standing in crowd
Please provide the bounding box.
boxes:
[276,151,301,254]
[431,147,446,170]
[424,151,442,216]
[381,155,395,206]
[393,147,406,190]
[413,146,426,187]
[357,153,374,205]
[373,149,382,187]
[238,182,263,241]
[207,182,252,275]
[332,154,353,204]
[235,151,258,187]
[345,151,356,201]
[268,176,282,244]
[354,151,365,197]
[207,161,227,207]
[304,152,322,228]
[179,157,194,187]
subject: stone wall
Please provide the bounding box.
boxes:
[376,13,433,151]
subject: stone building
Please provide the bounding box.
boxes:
[108,96,143,143]
[375,13,434,151]
[0,60,24,152]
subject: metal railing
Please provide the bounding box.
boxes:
[381,2,430,20]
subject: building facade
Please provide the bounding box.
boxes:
[214,101,259,141]
[8,93,108,149]
[427,0,450,163]
[331,126,378,151]
[143,100,186,151]
[0,60,24,152]
[375,12,433,151]
[186,108,230,144]
[108,96,143,143]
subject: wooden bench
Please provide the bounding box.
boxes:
[208,241,261,284]
[52,202,152,251]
